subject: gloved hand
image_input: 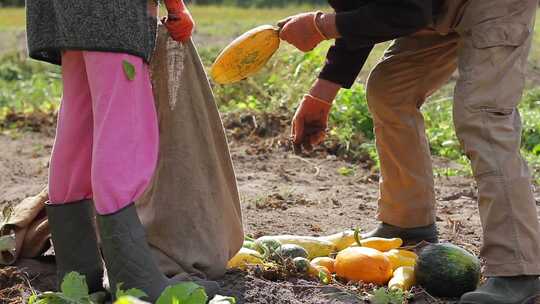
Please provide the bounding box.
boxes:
[277,12,328,52]
[163,0,194,42]
[291,94,332,153]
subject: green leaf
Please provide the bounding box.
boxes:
[337,166,355,177]
[116,283,147,299]
[317,269,330,285]
[369,287,406,304]
[156,282,208,304]
[209,295,236,304]
[370,288,391,304]
[28,294,38,304]
[29,291,70,304]
[60,272,89,301]
[122,60,136,81]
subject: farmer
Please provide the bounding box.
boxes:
[278,0,540,303]
[25,0,219,301]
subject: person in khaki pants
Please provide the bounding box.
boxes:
[278,0,540,303]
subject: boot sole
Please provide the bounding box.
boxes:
[459,294,540,304]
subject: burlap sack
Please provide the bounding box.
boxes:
[0,189,49,265]
[1,26,244,281]
[136,26,244,280]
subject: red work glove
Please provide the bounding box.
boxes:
[291,94,332,153]
[162,0,194,42]
[278,12,328,52]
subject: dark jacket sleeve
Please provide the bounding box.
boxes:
[335,0,437,48]
[319,40,372,89]
[319,0,438,88]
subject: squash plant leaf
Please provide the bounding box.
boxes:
[122,60,136,81]
[116,283,147,299]
[156,282,207,304]
[60,272,89,301]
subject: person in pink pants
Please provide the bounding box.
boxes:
[26,0,218,301]
[48,51,158,215]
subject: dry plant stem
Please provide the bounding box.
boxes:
[290,155,321,176]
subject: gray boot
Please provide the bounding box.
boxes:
[460,276,540,304]
[46,200,104,293]
[97,204,219,302]
[362,222,438,245]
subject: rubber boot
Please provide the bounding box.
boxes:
[362,222,438,245]
[460,276,540,304]
[46,200,104,293]
[96,204,219,302]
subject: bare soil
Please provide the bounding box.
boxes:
[1,113,540,304]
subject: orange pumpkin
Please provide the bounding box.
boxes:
[334,247,393,285]
[310,257,336,273]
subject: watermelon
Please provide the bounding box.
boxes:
[415,243,481,297]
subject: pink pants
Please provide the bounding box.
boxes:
[48,51,159,215]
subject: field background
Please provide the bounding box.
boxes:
[1,4,540,304]
[3,6,540,179]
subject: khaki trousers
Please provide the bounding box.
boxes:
[366,0,540,276]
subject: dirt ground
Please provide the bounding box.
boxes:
[0,113,540,304]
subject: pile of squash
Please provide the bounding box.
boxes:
[227,229,417,291]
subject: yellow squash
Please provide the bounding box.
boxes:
[211,25,280,84]
[388,266,416,291]
[384,249,417,271]
[394,249,418,259]
[227,248,264,270]
[255,235,336,259]
[359,237,403,252]
[305,264,332,285]
[317,229,357,251]
[310,257,336,273]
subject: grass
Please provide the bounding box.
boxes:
[0,7,25,30]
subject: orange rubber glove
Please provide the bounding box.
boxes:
[163,0,194,42]
[278,12,328,52]
[291,94,332,153]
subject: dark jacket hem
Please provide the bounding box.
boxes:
[29,46,152,66]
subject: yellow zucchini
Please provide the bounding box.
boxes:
[255,235,336,259]
[388,266,416,291]
[227,248,264,270]
[384,249,417,271]
[395,249,418,259]
[359,237,403,252]
[317,229,357,251]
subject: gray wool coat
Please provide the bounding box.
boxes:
[26,0,159,65]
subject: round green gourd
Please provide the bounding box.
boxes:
[293,257,311,274]
[242,240,259,252]
[273,244,309,260]
[415,243,481,298]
